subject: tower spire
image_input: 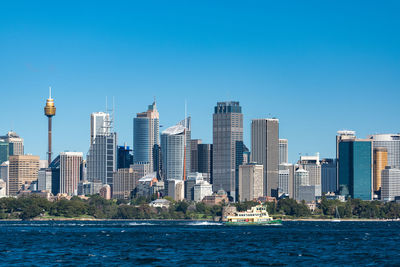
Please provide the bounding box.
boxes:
[49,86,52,99]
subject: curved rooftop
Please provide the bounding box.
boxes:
[162,124,185,136]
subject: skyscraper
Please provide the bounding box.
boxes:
[213,101,243,201]
[381,166,400,201]
[338,139,373,200]
[87,132,117,186]
[238,163,264,202]
[198,144,213,184]
[161,118,191,181]
[190,139,202,173]
[298,154,321,197]
[90,112,110,145]
[0,140,8,164]
[38,168,52,192]
[368,134,400,168]
[251,119,279,197]
[133,101,159,171]
[0,131,24,156]
[336,130,356,190]
[60,152,83,195]
[279,139,288,164]
[152,144,162,179]
[87,112,117,186]
[44,87,56,166]
[373,147,388,192]
[320,158,337,194]
[278,163,294,197]
[117,145,133,169]
[49,155,60,195]
[294,168,309,200]
[8,155,39,196]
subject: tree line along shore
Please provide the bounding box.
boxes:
[0,195,400,221]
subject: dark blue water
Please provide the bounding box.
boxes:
[0,220,399,266]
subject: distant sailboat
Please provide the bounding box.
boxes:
[332,206,341,222]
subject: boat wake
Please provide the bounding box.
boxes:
[128,222,155,226]
[186,221,223,226]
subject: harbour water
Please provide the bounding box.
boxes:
[0,220,399,266]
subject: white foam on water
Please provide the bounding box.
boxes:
[128,222,155,226]
[186,221,223,226]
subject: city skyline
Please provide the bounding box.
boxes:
[1,1,400,163]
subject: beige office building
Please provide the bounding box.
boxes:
[113,168,138,199]
[238,164,264,202]
[9,155,40,195]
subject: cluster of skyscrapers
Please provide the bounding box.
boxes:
[0,93,399,204]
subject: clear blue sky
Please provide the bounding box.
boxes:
[1,1,399,163]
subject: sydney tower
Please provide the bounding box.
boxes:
[44,87,56,166]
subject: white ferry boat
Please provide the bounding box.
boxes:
[225,205,282,225]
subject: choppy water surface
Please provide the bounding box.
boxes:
[0,220,399,266]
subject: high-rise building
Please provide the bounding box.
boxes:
[251,118,279,197]
[0,131,24,156]
[235,141,246,200]
[132,162,151,179]
[238,163,264,202]
[368,134,400,168]
[38,168,52,192]
[117,145,133,169]
[161,118,191,181]
[112,168,137,199]
[90,112,110,145]
[336,130,356,190]
[190,139,202,173]
[77,180,103,196]
[44,87,56,165]
[8,155,39,196]
[60,152,83,195]
[298,154,321,197]
[49,155,60,195]
[373,147,388,192]
[381,166,400,201]
[278,163,294,197]
[193,180,213,202]
[338,139,373,200]
[320,158,337,194]
[152,144,162,179]
[213,101,243,201]
[167,179,185,201]
[0,140,9,164]
[294,168,309,200]
[185,172,204,200]
[279,139,288,164]
[198,144,213,184]
[88,111,117,186]
[133,101,160,171]
[0,161,9,196]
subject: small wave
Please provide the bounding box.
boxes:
[128,222,155,226]
[186,221,222,226]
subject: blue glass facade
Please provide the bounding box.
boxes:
[339,140,372,200]
[117,146,133,169]
[133,118,150,163]
[0,141,8,164]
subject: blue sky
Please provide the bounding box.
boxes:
[1,1,399,163]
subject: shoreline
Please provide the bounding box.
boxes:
[0,217,399,222]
